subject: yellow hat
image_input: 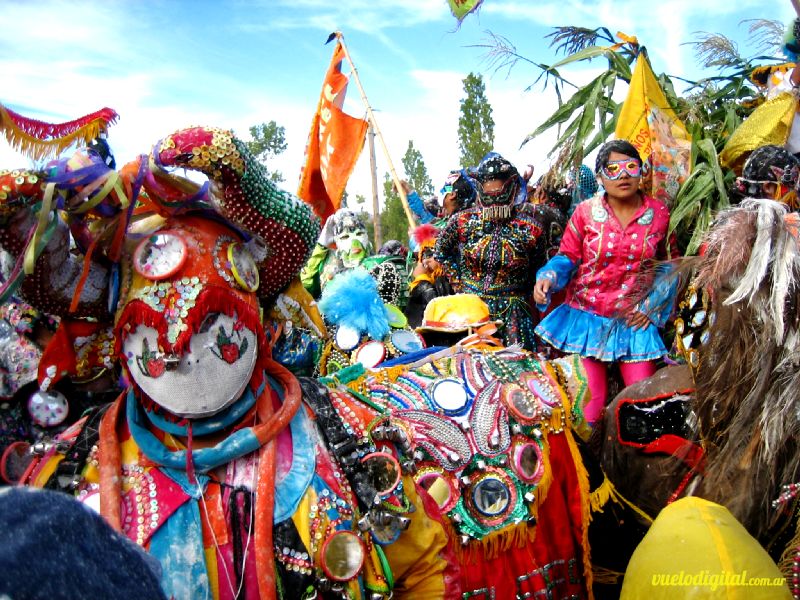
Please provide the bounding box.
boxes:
[621,497,791,600]
[416,294,500,333]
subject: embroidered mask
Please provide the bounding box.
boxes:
[122,312,257,417]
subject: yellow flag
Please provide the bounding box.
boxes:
[719,92,796,172]
[615,53,692,205]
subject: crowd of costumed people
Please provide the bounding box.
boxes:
[1,12,800,600]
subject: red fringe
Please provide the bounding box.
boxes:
[2,105,119,140]
[114,286,264,359]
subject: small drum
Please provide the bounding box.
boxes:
[335,324,361,351]
[353,341,386,369]
[390,329,425,354]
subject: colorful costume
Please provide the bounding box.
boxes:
[324,346,594,600]
[435,156,556,350]
[0,122,457,599]
[535,193,677,361]
[301,209,408,308]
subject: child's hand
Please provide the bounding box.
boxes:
[533,278,551,305]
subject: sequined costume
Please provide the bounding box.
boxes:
[0,124,458,599]
[535,193,677,362]
[325,347,593,600]
[435,202,552,350]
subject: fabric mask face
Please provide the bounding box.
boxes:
[334,218,370,268]
[122,312,258,417]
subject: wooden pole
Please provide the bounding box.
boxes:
[368,124,382,248]
[792,0,800,16]
[334,31,417,228]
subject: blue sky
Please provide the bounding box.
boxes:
[0,0,789,211]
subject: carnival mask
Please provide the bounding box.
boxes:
[601,159,642,180]
[479,177,518,208]
[122,312,257,417]
[334,214,370,268]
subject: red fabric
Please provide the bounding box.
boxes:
[38,319,107,387]
[642,434,704,470]
[459,433,589,599]
[297,42,369,221]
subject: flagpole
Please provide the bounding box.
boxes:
[334,31,418,228]
[368,124,383,248]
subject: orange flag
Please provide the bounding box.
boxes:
[298,42,369,221]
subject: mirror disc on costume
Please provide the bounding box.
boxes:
[502,384,539,423]
[353,341,386,369]
[471,475,511,517]
[0,441,32,484]
[512,441,544,484]
[27,389,69,427]
[321,531,365,581]
[525,376,559,409]
[335,325,361,351]
[391,329,424,354]
[227,243,260,292]
[430,378,469,414]
[361,451,401,495]
[415,468,459,512]
[133,231,188,280]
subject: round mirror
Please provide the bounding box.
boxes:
[133,231,187,280]
[502,384,539,423]
[525,376,559,409]
[512,441,544,483]
[471,476,511,517]
[321,531,365,581]
[385,304,408,329]
[361,452,401,496]
[335,325,361,351]
[0,441,32,484]
[228,243,260,292]
[430,378,469,415]
[353,341,386,369]
[391,329,424,354]
[416,470,458,512]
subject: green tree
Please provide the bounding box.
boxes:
[401,140,434,198]
[245,121,288,183]
[381,172,410,246]
[458,72,495,168]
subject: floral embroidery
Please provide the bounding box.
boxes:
[210,320,249,364]
[591,203,608,223]
[637,208,654,225]
[135,338,165,378]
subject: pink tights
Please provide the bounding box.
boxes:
[580,357,657,424]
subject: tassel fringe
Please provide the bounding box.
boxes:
[0,104,119,161]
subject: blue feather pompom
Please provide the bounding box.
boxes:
[318,269,390,340]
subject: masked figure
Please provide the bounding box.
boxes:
[302,209,408,308]
[435,155,555,350]
[2,124,457,599]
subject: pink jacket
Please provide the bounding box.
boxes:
[548,194,677,318]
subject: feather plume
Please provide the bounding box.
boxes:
[413,223,439,247]
[688,197,800,540]
[318,269,390,340]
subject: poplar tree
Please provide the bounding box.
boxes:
[458,72,495,169]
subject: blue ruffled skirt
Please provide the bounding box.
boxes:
[535,304,667,362]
